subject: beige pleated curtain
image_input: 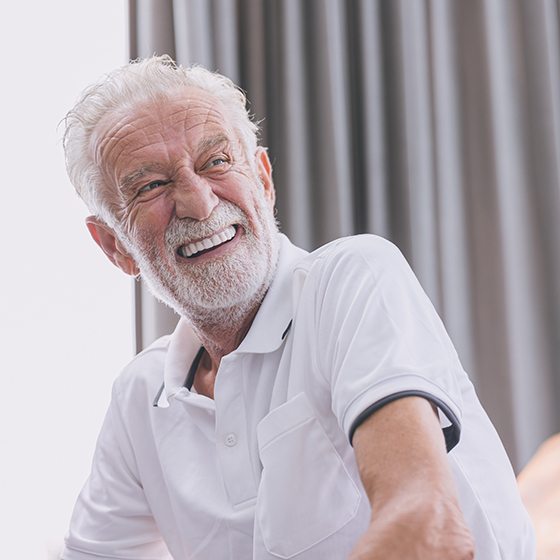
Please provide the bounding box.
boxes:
[128,0,560,471]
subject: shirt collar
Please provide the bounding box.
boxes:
[155,234,307,407]
[235,234,307,354]
[155,319,202,407]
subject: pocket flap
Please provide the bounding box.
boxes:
[257,392,314,451]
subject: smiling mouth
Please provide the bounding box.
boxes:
[177,225,238,258]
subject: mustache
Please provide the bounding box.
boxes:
[164,201,248,247]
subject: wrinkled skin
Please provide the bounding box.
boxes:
[88,87,279,361]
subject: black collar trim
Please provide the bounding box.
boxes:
[281,320,293,340]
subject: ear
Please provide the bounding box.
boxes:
[255,147,276,209]
[85,216,140,277]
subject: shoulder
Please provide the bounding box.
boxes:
[301,234,404,270]
[294,234,409,291]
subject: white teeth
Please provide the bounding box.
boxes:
[181,226,236,258]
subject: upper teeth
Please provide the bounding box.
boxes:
[180,226,236,257]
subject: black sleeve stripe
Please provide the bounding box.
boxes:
[348,390,461,453]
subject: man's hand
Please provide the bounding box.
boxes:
[349,397,475,559]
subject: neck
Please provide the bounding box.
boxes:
[186,289,265,369]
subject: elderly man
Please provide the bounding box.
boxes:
[61,56,534,560]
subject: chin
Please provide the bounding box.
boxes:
[143,241,279,322]
[136,211,281,324]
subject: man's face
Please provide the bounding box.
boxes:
[91,87,279,317]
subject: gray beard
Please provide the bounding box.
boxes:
[124,200,280,327]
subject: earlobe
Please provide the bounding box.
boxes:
[256,147,276,207]
[85,216,140,276]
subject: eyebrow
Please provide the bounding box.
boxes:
[119,166,158,193]
[197,133,230,155]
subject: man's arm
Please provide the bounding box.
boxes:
[349,396,475,560]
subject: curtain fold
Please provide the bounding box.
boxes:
[351,0,389,238]
[128,0,560,470]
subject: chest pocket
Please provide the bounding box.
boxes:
[256,392,361,558]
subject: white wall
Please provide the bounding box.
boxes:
[0,2,130,557]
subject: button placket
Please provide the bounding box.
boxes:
[214,359,258,507]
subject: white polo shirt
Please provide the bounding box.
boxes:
[62,234,535,560]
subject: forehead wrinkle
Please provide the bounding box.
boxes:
[93,138,134,207]
[164,104,192,120]
[98,138,138,194]
[126,134,167,157]
[182,103,229,132]
[95,120,148,173]
[161,100,223,130]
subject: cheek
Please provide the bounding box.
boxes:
[224,171,264,205]
[124,196,174,240]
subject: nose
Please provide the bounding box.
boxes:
[173,174,219,221]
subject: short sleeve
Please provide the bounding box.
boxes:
[61,384,172,560]
[311,236,464,451]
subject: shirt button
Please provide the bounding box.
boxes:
[224,433,238,447]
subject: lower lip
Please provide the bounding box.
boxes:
[178,226,242,263]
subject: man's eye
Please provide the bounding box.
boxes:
[138,180,169,194]
[206,157,229,169]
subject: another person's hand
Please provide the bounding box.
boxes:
[517,433,560,559]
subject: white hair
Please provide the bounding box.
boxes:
[62,55,260,228]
